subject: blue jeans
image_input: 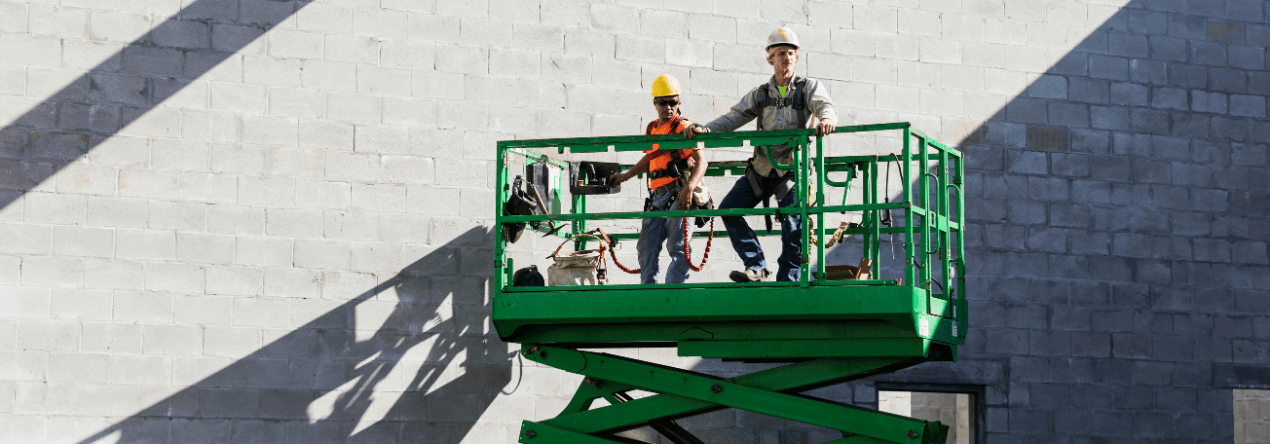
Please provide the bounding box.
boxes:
[636,187,692,284]
[718,173,802,282]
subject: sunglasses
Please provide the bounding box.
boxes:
[654,99,680,107]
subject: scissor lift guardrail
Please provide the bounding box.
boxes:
[493,123,966,444]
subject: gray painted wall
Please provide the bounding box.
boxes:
[0,0,1266,443]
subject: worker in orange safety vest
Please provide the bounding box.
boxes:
[609,74,709,284]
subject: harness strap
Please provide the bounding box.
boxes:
[748,78,811,132]
[743,161,796,232]
[648,157,691,180]
[792,78,810,126]
[645,115,684,136]
[744,160,764,197]
[748,79,812,173]
[645,116,690,186]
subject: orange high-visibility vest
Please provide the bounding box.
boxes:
[644,116,697,190]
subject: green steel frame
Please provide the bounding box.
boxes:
[493,123,966,444]
[517,346,948,444]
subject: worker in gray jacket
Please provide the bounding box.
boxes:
[683,27,838,282]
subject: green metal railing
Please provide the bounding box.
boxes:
[495,122,964,310]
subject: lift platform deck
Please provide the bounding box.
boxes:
[494,123,967,444]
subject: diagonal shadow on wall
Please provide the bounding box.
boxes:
[0,1,520,442]
[0,0,314,211]
[675,0,1266,441]
[76,227,512,443]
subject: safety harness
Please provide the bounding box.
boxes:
[643,116,691,183]
[742,78,812,232]
[746,78,812,132]
[647,158,691,181]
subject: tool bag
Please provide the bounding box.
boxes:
[512,265,545,287]
[683,184,716,271]
[547,233,608,286]
[502,176,540,243]
[690,183,713,228]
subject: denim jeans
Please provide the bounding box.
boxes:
[636,186,692,284]
[718,173,802,282]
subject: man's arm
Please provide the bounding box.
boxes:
[684,88,762,138]
[676,150,708,209]
[807,80,838,137]
[609,153,652,185]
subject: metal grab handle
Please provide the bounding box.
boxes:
[947,182,965,270]
[763,141,800,171]
[921,172,939,209]
[822,164,856,187]
[919,172,940,256]
[945,183,962,223]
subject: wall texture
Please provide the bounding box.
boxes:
[1236,389,1270,443]
[0,0,1267,443]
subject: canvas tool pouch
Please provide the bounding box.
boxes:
[547,234,606,286]
[691,183,714,228]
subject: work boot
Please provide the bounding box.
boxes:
[729,268,770,283]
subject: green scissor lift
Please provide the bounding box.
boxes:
[494,123,967,444]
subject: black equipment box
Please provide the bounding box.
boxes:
[569,161,622,195]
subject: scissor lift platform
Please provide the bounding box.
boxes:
[494,123,966,444]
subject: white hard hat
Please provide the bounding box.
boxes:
[766,27,800,50]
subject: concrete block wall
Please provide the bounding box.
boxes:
[0,0,1266,443]
[1236,389,1270,443]
[930,0,1270,441]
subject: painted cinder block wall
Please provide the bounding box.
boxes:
[0,0,1266,442]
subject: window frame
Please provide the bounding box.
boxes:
[874,382,986,444]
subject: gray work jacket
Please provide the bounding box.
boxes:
[702,75,838,177]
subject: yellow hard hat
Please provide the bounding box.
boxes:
[651,74,682,97]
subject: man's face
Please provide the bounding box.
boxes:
[653,95,680,121]
[767,46,798,73]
